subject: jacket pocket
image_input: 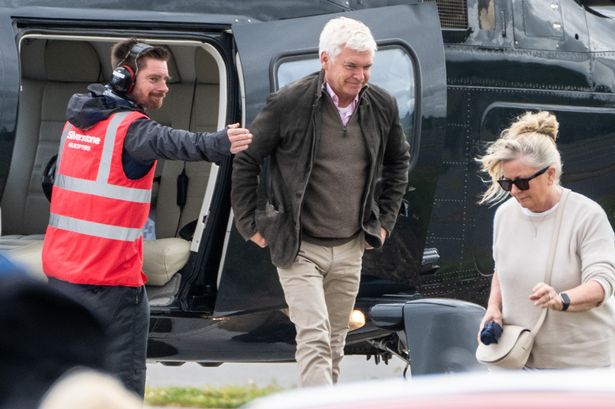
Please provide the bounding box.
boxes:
[364,205,383,248]
[255,202,284,234]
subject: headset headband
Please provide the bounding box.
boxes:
[128,43,154,64]
[117,42,154,69]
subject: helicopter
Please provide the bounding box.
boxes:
[0,0,613,375]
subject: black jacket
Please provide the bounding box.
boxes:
[231,71,410,267]
[66,84,230,177]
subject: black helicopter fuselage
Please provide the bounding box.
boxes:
[0,0,613,370]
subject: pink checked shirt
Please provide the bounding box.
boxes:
[325,83,359,126]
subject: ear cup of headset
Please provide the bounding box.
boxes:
[110,65,135,94]
[110,43,153,94]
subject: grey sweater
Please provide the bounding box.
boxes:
[301,98,368,245]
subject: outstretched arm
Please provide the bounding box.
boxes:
[124,119,252,164]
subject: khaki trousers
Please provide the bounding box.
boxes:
[277,236,364,387]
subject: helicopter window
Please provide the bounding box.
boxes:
[478,0,496,30]
[521,0,564,39]
[276,47,416,152]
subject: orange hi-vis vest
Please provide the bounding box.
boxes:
[42,110,155,286]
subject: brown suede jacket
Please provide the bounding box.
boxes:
[231,71,410,267]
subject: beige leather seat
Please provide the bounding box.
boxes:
[0,235,45,280]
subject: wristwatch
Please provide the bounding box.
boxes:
[560,292,570,311]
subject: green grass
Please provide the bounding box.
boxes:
[144,384,285,408]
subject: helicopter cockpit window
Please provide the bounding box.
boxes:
[276,47,416,155]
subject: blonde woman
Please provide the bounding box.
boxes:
[476,111,615,369]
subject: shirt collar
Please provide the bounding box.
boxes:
[324,82,359,110]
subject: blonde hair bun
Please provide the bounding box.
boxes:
[506,111,559,143]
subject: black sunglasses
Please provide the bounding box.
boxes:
[497,166,549,192]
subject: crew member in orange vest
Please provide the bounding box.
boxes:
[41,38,252,397]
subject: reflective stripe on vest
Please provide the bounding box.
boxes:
[55,112,151,203]
[54,174,151,203]
[49,213,142,241]
[53,111,147,242]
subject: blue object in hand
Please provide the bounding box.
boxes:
[480,321,503,345]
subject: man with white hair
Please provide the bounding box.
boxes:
[232,17,410,386]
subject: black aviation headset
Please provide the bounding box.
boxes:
[110,42,154,94]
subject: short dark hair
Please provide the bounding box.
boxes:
[111,38,169,72]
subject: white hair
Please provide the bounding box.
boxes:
[318,16,377,61]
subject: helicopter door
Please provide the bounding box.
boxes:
[0,10,20,202]
[215,3,447,315]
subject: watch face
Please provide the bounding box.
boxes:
[560,293,570,310]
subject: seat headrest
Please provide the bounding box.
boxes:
[195,47,219,84]
[45,40,101,82]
